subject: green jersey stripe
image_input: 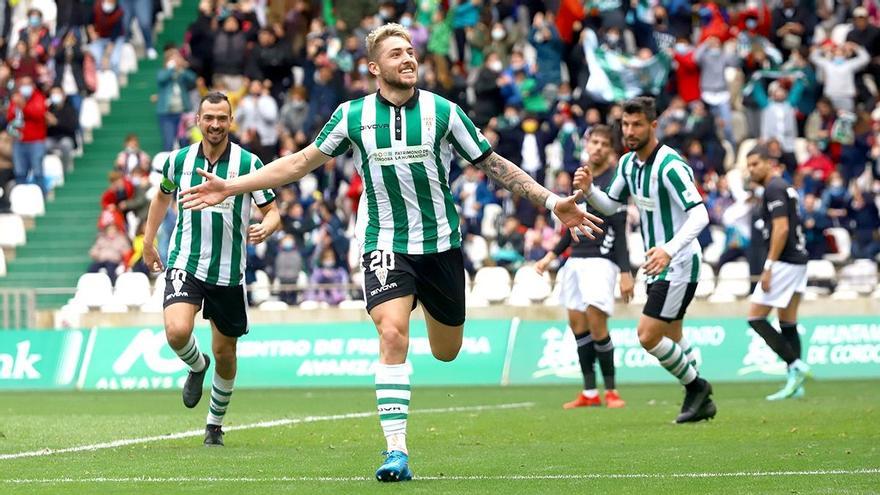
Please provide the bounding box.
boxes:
[228,155,249,285]
[454,105,490,155]
[432,95,461,248]
[184,157,204,275]
[167,149,189,269]
[641,159,655,250]
[315,106,343,148]
[205,158,230,285]
[667,164,699,208]
[349,98,381,253]
[656,155,677,244]
[691,253,700,283]
[374,98,409,251]
[404,102,438,252]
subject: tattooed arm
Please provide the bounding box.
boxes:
[475,152,604,238]
[180,143,330,210]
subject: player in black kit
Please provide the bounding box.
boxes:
[746,145,812,401]
[536,125,634,409]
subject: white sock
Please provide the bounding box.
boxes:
[647,337,698,385]
[206,372,234,426]
[582,389,599,398]
[173,334,206,372]
[375,363,411,454]
[677,335,698,370]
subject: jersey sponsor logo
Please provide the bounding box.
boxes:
[202,199,235,214]
[361,123,390,130]
[767,199,784,211]
[633,195,656,211]
[166,269,189,300]
[370,146,431,166]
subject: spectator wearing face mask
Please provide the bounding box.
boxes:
[800,193,830,260]
[809,41,870,113]
[88,223,131,285]
[749,76,803,173]
[236,79,279,163]
[6,76,47,196]
[156,46,196,151]
[212,14,248,92]
[114,134,150,174]
[52,30,91,109]
[694,36,739,144]
[275,234,304,304]
[88,0,126,75]
[45,86,79,173]
[847,187,880,259]
[529,12,564,87]
[303,248,349,305]
[119,0,157,60]
[246,28,295,101]
[671,38,702,104]
[471,52,505,127]
[279,86,310,136]
[18,8,51,63]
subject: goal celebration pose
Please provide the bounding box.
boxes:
[178,24,602,481]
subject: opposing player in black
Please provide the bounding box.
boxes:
[746,145,812,400]
[536,126,634,409]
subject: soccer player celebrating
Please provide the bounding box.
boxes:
[745,145,812,400]
[142,92,281,446]
[178,24,602,481]
[574,96,715,423]
[535,125,633,409]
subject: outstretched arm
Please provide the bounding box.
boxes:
[476,152,604,239]
[180,143,330,210]
[573,166,624,215]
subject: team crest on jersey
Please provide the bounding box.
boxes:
[423,116,433,131]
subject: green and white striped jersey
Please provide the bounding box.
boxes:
[314,89,492,255]
[605,144,703,283]
[160,142,275,286]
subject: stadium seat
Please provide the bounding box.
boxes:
[463,234,489,269]
[712,261,751,299]
[544,278,562,307]
[113,272,152,306]
[100,302,130,313]
[79,97,102,132]
[472,266,511,303]
[695,263,716,298]
[466,287,490,307]
[73,273,114,308]
[0,214,26,247]
[338,299,367,310]
[298,300,329,310]
[259,300,289,311]
[735,138,757,172]
[793,138,809,165]
[823,228,852,263]
[481,203,503,240]
[806,260,836,284]
[250,270,272,305]
[830,23,852,45]
[702,226,726,266]
[830,288,859,300]
[512,265,552,301]
[0,247,6,277]
[119,43,139,75]
[10,184,45,217]
[43,154,65,189]
[151,151,170,173]
[96,70,120,101]
[837,260,878,294]
[299,173,318,198]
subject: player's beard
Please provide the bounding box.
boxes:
[204,127,227,146]
[626,134,650,153]
[381,64,418,90]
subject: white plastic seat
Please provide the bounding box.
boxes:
[702,226,727,266]
[735,138,758,172]
[823,228,852,263]
[713,261,751,298]
[113,272,152,306]
[10,184,45,217]
[43,154,65,189]
[0,247,6,276]
[96,70,120,102]
[830,24,852,45]
[512,265,552,301]
[250,269,272,305]
[0,214,26,247]
[338,299,367,310]
[793,138,809,165]
[480,203,504,240]
[79,97,102,130]
[463,234,489,269]
[298,300,329,310]
[74,272,114,308]
[100,302,130,313]
[806,260,836,285]
[119,43,139,74]
[695,263,716,298]
[299,174,318,198]
[259,300,289,311]
[837,260,878,294]
[151,151,170,173]
[471,266,511,303]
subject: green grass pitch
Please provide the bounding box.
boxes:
[1,380,878,494]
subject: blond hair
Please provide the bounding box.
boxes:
[366,23,412,61]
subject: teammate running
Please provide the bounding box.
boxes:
[177,24,602,480]
[535,125,633,409]
[574,96,716,423]
[745,145,812,400]
[142,92,280,446]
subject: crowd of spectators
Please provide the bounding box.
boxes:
[6,0,880,306]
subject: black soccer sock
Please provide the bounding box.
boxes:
[780,321,802,361]
[575,333,597,391]
[748,318,797,365]
[593,335,616,390]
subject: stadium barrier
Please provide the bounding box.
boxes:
[1,317,878,391]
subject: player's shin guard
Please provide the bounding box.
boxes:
[647,337,698,385]
[677,335,698,370]
[375,363,411,454]
[206,372,234,426]
[780,322,802,360]
[174,334,207,372]
[575,333,597,392]
[749,318,797,365]
[593,336,616,390]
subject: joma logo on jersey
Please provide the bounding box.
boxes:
[361,123,390,130]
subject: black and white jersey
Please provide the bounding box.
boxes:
[552,167,631,271]
[759,176,808,265]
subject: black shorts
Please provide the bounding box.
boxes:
[362,248,466,327]
[162,268,249,337]
[643,281,698,323]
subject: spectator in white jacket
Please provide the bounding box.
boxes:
[235,79,279,162]
[810,41,870,112]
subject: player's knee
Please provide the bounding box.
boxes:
[212,341,237,366]
[377,323,408,355]
[164,322,193,349]
[637,327,661,350]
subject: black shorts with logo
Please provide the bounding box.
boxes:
[362,248,466,327]
[643,280,698,323]
[163,268,249,337]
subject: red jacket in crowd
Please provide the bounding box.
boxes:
[673,51,702,103]
[5,90,47,142]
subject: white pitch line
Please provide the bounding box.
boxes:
[0,402,533,462]
[2,468,879,484]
